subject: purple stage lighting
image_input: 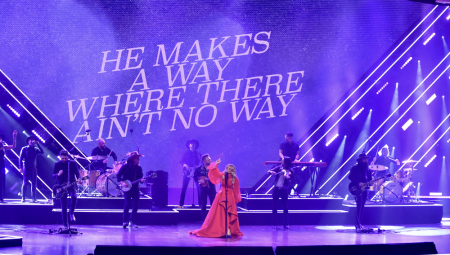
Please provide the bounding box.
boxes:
[376,82,389,94]
[6,104,20,117]
[351,107,364,120]
[402,119,414,131]
[401,57,413,69]
[32,130,46,143]
[424,155,437,167]
[423,33,436,45]
[426,94,437,105]
[326,134,339,146]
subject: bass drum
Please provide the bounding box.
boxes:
[96,173,123,197]
[380,181,402,203]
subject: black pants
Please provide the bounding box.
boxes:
[199,184,216,220]
[179,175,201,206]
[22,167,37,200]
[0,166,5,202]
[60,187,77,227]
[272,188,289,225]
[354,190,368,228]
[123,189,140,223]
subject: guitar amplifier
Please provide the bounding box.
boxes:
[151,183,168,207]
[146,170,168,185]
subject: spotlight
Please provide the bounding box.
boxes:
[426,94,437,105]
[424,154,437,167]
[351,107,364,120]
[376,82,389,95]
[401,57,413,69]
[447,14,450,20]
[6,104,20,117]
[423,33,436,45]
[326,134,339,146]
[32,130,46,143]
[402,118,414,131]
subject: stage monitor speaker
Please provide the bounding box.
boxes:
[147,170,168,185]
[151,183,168,207]
[94,245,274,255]
[275,242,437,255]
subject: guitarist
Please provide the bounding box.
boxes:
[52,150,82,228]
[194,154,216,220]
[178,139,201,209]
[117,151,144,229]
[348,153,372,233]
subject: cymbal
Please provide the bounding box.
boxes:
[121,152,133,156]
[87,155,108,160]
[402,159,419,164]
[403,168,418,171]
[369,165,389,171]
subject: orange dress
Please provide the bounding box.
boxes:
[189,162,243,237]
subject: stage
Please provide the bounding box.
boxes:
[0,221,448,254]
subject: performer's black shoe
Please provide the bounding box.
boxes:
[272,225,277,229]
[284,225,289,229]
[21,199,26,203]
[129,222,138,228]
[122,222,128,229]
[31,199,38,203]
[70,214,76,222]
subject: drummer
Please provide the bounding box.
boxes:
[370,146,400,181]
[91,139,118,172]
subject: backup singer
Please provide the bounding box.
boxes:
[0,131,17,203]
[19,136,44,203]
[268,157,295,229]
[178,139,201,208]
[91,138,118,171]
[194,154,216,220]
[279,132,299,161]
[189,159,243,237]
[349,153,372,233]
[52,150,82,228]
[117,151,144,228]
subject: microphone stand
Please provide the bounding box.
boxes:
[224,171,229,238]
[129,129,140,154]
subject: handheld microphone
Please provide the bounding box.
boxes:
[85,129,92,133]
[130,128,134,133]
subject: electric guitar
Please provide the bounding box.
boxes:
[183,166,196,178]
[53,176,89,199]
[120,172,157,192]
[198,153,224,187]
[348,173,391,196]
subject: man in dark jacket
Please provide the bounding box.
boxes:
[194,154,216,220]
[19,136,44,203]
[348,153,372,233]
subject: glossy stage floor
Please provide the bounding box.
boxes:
[0,220,449,255]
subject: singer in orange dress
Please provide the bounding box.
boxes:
[189,159,243,237]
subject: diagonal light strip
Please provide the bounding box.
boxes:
[398,111,450,171]
[324,61,450,195]
[297,6,439,151]
[299,6,448,161]
[0,81,87,170]
[0,70,90,163]
[4,155,48,200]
[412,126,450,168]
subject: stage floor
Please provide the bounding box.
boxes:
[0,220,450,255]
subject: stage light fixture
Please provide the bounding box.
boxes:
[376,82,389,94]
[351,107,364,120]
[32,130,46,143]
[447,14,450,20]
[302,158,315,171]
[5,168,8,174]
[425,155,437,167]
[297,7,439,157]
[326,134,339,147]
[426,94,437,105]
[430,192,443,196]
[401,57,413,69]
[424,33,436,45]
[402,119,414,131]
[6,104,20,117]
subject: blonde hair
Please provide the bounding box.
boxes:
[222,164,237,189]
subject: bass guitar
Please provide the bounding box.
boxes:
[53,176,89,199]
[183,166,196,178]
[120,172,157,192]
[348,173,391,196]
[198,153,224,187]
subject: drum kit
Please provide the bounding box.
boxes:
[369,160,419,203]
[70,153,133,197]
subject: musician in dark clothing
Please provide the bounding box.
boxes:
[279,132,299,161]
[52,150,81,228]
[117,151,144,228]
[268,157,295,229]
[349,153,372,233]
[179,139,202,208]
[371,146,400,174]
[91,138,118,172]
[194,154,216,220]
[0,131,17,203]
[19,136,44,203]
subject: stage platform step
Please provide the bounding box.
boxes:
[53,196,153,210]
[239,195,344,210]
[343,201,444,225]
[0,235,22,248]
[0,200,55,224]
[52,209,178,225]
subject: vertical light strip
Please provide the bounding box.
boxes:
[297,6,440,151]
[299,6,449,161]
[325,62,450,195]
[0,81,87,170]
[0,70,89,162]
